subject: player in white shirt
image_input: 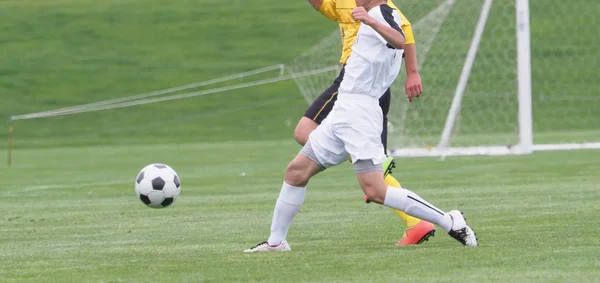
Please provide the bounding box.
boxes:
[244,0,478,252]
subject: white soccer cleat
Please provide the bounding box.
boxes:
[447,210,478,247]
[243,240,291,253]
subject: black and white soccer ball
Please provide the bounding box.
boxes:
[135,163,181,209]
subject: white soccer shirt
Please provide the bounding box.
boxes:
[338,4,405,100]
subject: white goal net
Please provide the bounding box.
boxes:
[286,0,600,157]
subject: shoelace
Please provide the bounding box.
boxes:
[249,241,268,249]
[449,228,469,245]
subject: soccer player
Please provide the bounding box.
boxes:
[295,0,434,246]
[244,0,478,253]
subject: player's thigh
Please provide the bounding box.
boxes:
[344,133,387,166]
[307,123,350,168]
[336,114,386,165]
[294,117,319,145]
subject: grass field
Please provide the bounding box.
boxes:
[2,143,600,282]
[1,0,599,282]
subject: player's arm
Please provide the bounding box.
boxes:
[309,0,338,21]
[403,43,422,101]
[307,0,323,10]
[402,24,422,101]
[352,7,405,49]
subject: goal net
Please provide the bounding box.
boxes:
[286,0,600,157]
[6,65,335,154]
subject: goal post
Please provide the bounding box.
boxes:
[435,0,533,157]
[515,0,533,154]
[437,0,496,152]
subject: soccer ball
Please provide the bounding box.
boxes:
[135,163,181,209]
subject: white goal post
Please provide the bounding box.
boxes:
[388,0,600,157]
[389,0,535,157]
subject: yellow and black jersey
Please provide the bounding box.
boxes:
[318,0,415,65]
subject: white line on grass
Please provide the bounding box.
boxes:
[20,180,131,192]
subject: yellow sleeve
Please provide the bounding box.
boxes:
[318,0,339,22]
[401,23,416,45]
[387,1,416,45]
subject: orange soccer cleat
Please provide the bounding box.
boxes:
[396,220,436,246]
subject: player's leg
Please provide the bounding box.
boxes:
[383,173,436,245]
[353,160,478,247]
[376,88,436,246]
[340,107,477,247]
[244,146,323,253]
[245,122,347,253]
[267,151,323,245]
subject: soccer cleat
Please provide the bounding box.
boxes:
[447,210,478,247]
[383,156,396,177]
[243,240,291,253]
[396,220,436,246]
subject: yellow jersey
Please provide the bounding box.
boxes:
[318,0,415,65]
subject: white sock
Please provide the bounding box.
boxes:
[383,186,453,232]
[267,181,306,246]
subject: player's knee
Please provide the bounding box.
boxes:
[294,117,317,146]
[293,126,308,146]
[285,161,311,187]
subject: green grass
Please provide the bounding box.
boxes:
[2,143,600,282]
[0,0,334,146]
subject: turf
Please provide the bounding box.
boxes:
[2,143,600,282]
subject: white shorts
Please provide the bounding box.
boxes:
[307,94,387,168]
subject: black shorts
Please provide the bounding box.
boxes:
[302,66,391,151]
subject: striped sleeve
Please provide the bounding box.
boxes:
[380,5,404,38]
[388,1,415,44]
[373,4,405,46]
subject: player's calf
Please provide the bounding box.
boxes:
[354,160,387,204]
